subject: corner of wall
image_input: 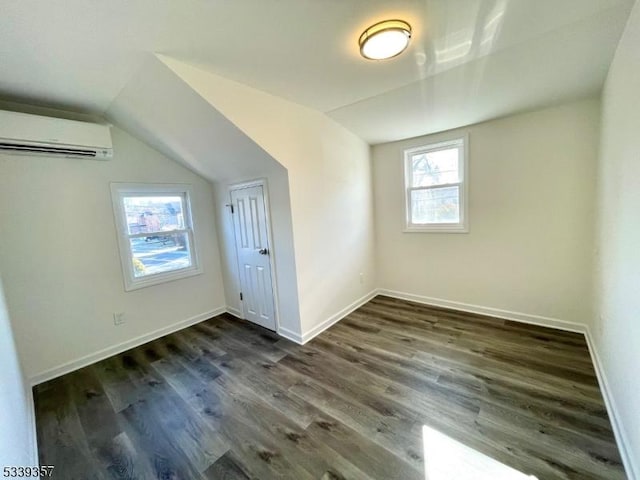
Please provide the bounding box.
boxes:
[297,289,379,344]
[583,327,638,480]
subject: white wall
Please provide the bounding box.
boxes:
[594,1,640,476]
[0,126,226,381]
[373,99,600,327]
[159,56,377,339]
[107,55,303,335]
[0,276,37,467]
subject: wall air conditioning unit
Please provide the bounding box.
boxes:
[0,109,113,160]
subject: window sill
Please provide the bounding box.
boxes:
[403,225,468,234]
[124,266,203,291]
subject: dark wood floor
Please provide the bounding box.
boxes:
[34,296,626,479]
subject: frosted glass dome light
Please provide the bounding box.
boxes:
[359,20,412,60]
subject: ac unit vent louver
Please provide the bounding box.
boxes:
[0,142,98,157]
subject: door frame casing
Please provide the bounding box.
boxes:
[228,178,281,333]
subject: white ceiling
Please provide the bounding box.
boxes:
[0,0,634,143]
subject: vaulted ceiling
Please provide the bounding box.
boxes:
[0,0,634,143]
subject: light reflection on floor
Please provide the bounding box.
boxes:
[422,425,538,480]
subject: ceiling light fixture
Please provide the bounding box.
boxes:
[359,19,412,60]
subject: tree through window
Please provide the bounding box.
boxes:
[404,137,468,232]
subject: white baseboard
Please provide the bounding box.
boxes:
[584,328,638,480]
[377,289,587,333]
[277,326,304,344]
[280,288,585,345]
[225,306,243,319]
[29,307,226,386]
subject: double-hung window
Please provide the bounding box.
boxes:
[404,136,468,232]
[111,183,201,290]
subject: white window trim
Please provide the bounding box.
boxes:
[403,134,469,233]
[110,182,202,291]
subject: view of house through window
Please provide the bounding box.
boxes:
[123,196,192,277]
[404,137,467,232]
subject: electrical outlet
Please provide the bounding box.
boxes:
[113,312,125,326]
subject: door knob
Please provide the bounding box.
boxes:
[258,248,269,255]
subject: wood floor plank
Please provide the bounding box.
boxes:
[34,296,626,479]
[186,326,320,428]
[310,332,483,416]
[140,357,230,471]
[337,313,605,405]
[347,308,596,371]
[477,402,625,478]
[330,317,611,438]
[304,414,424,480]
[93,432,157,480]
[92,356,146,413]
[118,399,205,480]
[214,354,320,428]
[34,377,107,480]
[206,383,317,479]
[203,451,253,480]
[212,375,377,480]
[65,367,121,447]
[289,378,425,473]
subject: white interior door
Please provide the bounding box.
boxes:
[230,184,277,331]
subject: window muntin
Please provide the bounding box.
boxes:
[404,137,467,232]
[111,184,201,290]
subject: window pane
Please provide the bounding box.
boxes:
[130,232,192,277]
[411,147,460,187]
[411,186,460,224]
[123,196,185,235]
